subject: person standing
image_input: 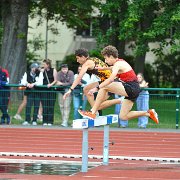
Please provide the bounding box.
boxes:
[56,64,74,127]
[21,62,43,125]
[0,66,10,124]
[79,45,158,125]
[73,65,90,119]
[14,67,43,121]
[136,73,149,128]
[41,59,57,126]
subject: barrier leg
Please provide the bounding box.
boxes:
[103,124,109,165]
[81,128,88,172]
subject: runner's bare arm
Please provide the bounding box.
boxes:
[70,60,95,90]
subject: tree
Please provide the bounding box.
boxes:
[119,0,180,73]
[0,0,98,83]
[93,0,128,57]
[0,0,29,83]
[93,0,180,74]
[153,52,180,88]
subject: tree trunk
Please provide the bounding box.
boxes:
[1,0,29,84]
[134,54,146,74]
[110,20,125,58]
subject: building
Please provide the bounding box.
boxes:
[28,17,96,68]
[28,16,168,68]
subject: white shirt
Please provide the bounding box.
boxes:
[74,73,91,88]
[90,74,101,83]
[20,71,43,86]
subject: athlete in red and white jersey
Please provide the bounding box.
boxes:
[78,45,159,124]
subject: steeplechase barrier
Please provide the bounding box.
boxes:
[73,114,118,172]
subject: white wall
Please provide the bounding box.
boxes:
[28,17,75,67]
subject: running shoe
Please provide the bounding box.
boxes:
[78,109,96,119]
[148,109,159,124]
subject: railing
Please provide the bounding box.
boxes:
[0,85,179,129]
[143,88,180,129]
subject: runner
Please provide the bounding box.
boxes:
[63,48,121,111]
[78,45,158,124]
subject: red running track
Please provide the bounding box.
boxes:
[0,126,180,179]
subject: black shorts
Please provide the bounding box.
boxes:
[122,81,140,102]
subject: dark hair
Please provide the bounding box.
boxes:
[61,64,68,68]
[75,48,89,58]
[101,45,118,58]
[43,59,52,68]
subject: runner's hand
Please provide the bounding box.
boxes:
[95,66,105,70]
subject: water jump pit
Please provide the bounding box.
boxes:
[0,158,99,176]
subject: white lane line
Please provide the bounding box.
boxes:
[0,152,180,163]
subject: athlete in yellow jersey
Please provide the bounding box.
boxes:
[86,57,111,82]
[63,48,121,111]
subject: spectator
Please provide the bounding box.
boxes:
[14,74,43,121]
[0,66,10,124]
[41,59,57,126]
[21,62,43,125]
[56,64,74,127]
[114,94,128,128]
[73,65,90,119]
[136,73,149,128]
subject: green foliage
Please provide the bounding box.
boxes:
[153,51,180,88]
[92,0,128,47]
[94,0,180,57]
[30,0,99,30]
[89,49,103,59]
[17,33,26,39]
[26,34,45,67]
[92,0,180,87]
[60,54,78,73]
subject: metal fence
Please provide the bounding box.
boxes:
[0,85,179,129]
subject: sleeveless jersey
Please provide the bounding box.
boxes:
[87,57,111,82]
[116,59,137,82]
